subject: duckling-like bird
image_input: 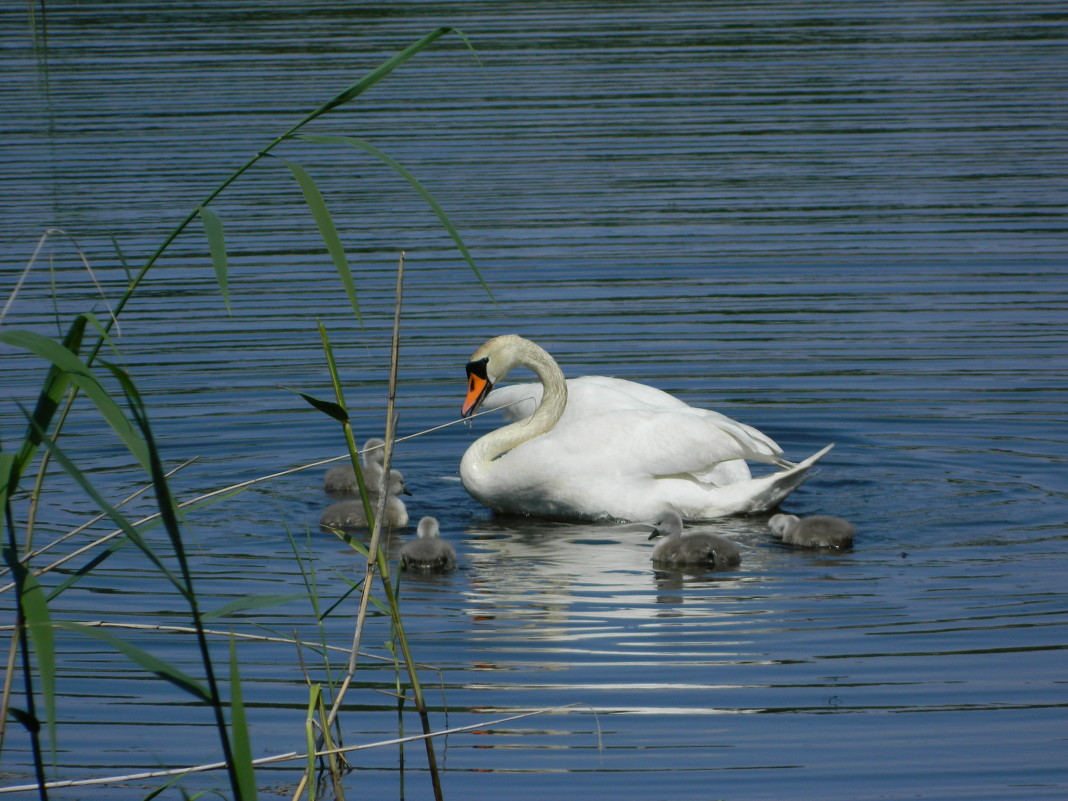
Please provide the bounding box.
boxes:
[768,513,854,549]
[320,463,410,530]
[647,510,742,569]
[399,517,456,572]
[323,437,386,496]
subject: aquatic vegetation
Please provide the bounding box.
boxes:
[0,27,492,801]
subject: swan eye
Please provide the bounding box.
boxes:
[465,356,490,381]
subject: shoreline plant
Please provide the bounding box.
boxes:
[0,27,500,800]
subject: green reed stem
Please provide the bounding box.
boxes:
[21,25,469,556]
[317,253,444,800]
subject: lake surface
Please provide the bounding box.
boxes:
[2,2,1067,799]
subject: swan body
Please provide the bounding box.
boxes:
[460,335,832,522]
[399,517,456,572]
[768,513,854,549]
[323,437,387,496]
[320,463,410,530]
[648,510,742,569]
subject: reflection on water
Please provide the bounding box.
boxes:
[3,1,1067,800]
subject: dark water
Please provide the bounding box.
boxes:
[2,2,1067,799]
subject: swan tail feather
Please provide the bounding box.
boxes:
[692,443,834,518]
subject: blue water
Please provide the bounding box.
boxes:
[2,2,1067,799]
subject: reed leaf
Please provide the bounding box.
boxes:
[318,575,368,621]
[7,562,56,766]
[1,328,150,472]
[13,315,84,482]
[0,452,16,514]
[202,594,307,621]
[286,387,349,424]
[277,157,361,322]
[313,26,476,116]
[58,622,211,703]
[198,204,230,315]
[304,684,322,801]
[228,637,257,801]
[103,362,248,800]
[45,540,121,601]
[19,408,182,590]
[296,134,493,301]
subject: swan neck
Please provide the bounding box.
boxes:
[471,339,568,462]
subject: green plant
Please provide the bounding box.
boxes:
[2,27,483,800]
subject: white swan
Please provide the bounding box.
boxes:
[323,437,386,496]
[768,513,854,549]
[460,335,832,522]
[399,517,457,572]
[647,510,742,569]
[320,463,410,530]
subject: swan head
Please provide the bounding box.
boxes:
[462,335,530,417]
[463,355,494,417]
[648,510,684,540]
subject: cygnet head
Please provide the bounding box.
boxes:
[648,510,684,541]
[364,462,411,498]
[416,516,441,539]
[768,513,799,537]
[361,437,386,467]
[322,440,394,496]
[399,516,456,572]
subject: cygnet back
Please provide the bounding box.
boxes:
[319,495,410,531]
[648,510,742,569]
[768,513,854,549]
[319,463,411,530]
[399,517,456,572]
[323,437,389,495]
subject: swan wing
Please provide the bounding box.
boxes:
[518,406,782,480]
[484,375,736,425]
[565,376,691,412]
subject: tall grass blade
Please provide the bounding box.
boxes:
[228,637,257,801]
[58,622,211,702]
[277,157,361,322]
[18,409,181,589]
[296,134,493,301]
[13,316,84,482]
[197,205,230,315]
[45,543,120,601]
[285,388,349,424]
[102,363,248,801]
[2,329,150,472]
[314,26,474,115]
[0,454,15,517]
[304,685,322,801]
[8,562,56,768]
[203,594,307,621]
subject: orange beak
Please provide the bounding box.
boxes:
[461,373,489,416]
[462,357,492,417]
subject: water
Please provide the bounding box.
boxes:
[2,2,1067,799]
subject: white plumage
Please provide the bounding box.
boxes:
[460,335,832,522]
